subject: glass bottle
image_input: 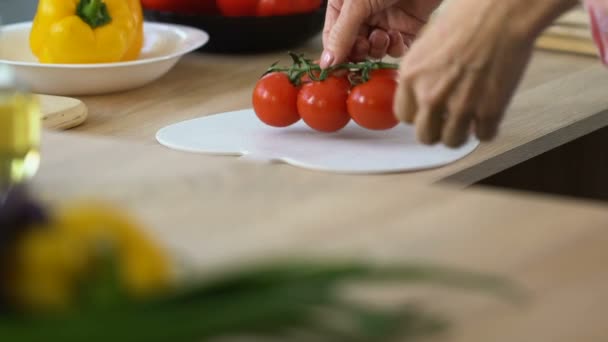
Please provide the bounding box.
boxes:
[0,63,41,190]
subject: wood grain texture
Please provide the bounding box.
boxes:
[40,94,88,130]
[554,6,589,28]
[536,35,598,57]
[535,6,599,56]
[34,36,608,340]
[62,42,608,186]
[36,131,608,342]
[544,25,593,40]
[437,65,608,186]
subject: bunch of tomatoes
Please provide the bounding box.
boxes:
[252,54,400,133]
[141,0,323,17]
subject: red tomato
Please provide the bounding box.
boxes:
[300,68,349,84]
[257,0,322,16]
[252,73,300,127]
[257,0,290,16]
[297,76,351,133]
[141,0,217,14]
[347,78,399,130]
[299,69,321,84]
[295,0,323,13]
[370,68,399,81]
[217,0,258,17]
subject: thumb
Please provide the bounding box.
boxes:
[321,1,368,68]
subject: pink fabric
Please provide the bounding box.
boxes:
[584,0,608,64]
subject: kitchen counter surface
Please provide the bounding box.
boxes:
[73,40,608,185]
[38,41,608,341]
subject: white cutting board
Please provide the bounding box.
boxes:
[156,109,479,174]
[40,94,88,130]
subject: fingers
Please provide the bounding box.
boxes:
[394,79,417,124]
[474,100,504,141]
[349,36,371,61]
[322,0,341,48]
[442,112,473,147]
[441,74,477,147]
[413,65,460,145]
[321,0,368,68]
[396,60,502,148]
[348,26,371,61]
[415,105,444,145]
[387,30,407,58]
[350,29,408,61]
[368,29,390,59]
[321,0,419,65]
[474,116,500,141]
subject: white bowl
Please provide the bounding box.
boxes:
[0,22,209,96]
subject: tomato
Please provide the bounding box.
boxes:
[370,68,399,81]
[295,0,323,13]
[217,0,258,17]
[297,76,351,133]
[347,78,399,130]
[299,69,322,84]
[257,0,322,16]
[257,0,289,16]
[141,0,217,14]
[252,73,300,127]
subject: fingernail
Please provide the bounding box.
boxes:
[320,51,334,68]
[388,30,400,43]
[370,30,390,49]
[403,35,414,48]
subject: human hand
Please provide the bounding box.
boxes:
[320,0,443,67]
[393,0,578,147]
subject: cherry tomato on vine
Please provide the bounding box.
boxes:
[300,69,348,84]
[299,70,320,84]
[347,77,399,130]
[217,0,258,17]
[253,72,300,127]
[370,68,399,81]
[297,76,351,133]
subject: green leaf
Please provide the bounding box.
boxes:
[0,260,521,342]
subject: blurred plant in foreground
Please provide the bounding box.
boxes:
[0,186,521,341]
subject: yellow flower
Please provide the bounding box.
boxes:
[5,225,88,311]
[5,202,172,312]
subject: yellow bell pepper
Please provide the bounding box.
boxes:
[30,0,144,64]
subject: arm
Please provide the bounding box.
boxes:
[584,0,608,64]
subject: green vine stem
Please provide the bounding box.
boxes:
[262,52,399,86]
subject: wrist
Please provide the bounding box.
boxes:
[508,0,578,42]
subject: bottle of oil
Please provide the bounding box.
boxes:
[0,64,41,190]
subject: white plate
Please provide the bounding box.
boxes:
[0,22,209,96]
[156,109,480,174]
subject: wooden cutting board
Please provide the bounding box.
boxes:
[40,94,88,130]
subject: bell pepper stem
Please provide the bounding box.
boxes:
[77,0,112,29]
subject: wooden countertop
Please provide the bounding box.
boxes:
[73,38,608,185]
[37,39,608,341]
